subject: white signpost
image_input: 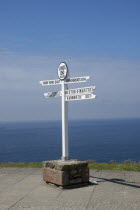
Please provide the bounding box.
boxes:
[40,62,96,161]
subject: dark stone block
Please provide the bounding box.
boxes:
[43,160,89,186]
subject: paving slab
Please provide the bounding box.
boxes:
[123,171,140,210]
[88,170,140,210]
[87,170,125,210]
[0,168,139,210]
[0,168,39,175]
[9,185,61,210]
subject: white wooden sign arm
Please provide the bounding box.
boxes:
[39,79,61,86]
[65,76,90,84]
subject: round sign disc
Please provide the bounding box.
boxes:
[58,62,68,80]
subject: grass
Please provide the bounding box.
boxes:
[0,162,42,168]
[88,161,140,172]
[0,161,140,172]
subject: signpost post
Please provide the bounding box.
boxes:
[58,63,69,161]
[40,62,97,187]
[39,62,96,161]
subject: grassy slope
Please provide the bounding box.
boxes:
[0,162,140,172]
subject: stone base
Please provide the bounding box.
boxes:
[43,160,89,186]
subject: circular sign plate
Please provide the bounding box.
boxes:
[58,62,68,80]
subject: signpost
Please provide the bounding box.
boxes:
[39,62,96,161]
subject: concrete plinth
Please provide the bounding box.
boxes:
[43,160,89,186]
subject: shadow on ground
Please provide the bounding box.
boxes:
[90,176,140,189]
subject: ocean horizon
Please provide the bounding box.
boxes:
[0,118,140,163]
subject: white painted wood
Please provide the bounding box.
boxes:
[65,86,96,95]
[39,79,61,86]
[61,80,69,160]
[65,93,96,101]
[39,77,90,86]
[44,91,61,98]
[58,62,68,80]
[44,86,96,99]
[65,76,90,84]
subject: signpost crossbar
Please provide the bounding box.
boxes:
[44,86,96,98]
[40,76,90,86]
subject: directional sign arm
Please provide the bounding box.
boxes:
[43,86,96,98]
[65,93,96,101]
[39,79,61,86]
[65,76,90,84]
[40,76,90,86]
[65,86,96,95]
[44,91,61,98]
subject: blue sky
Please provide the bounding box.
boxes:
[0,0,140,121]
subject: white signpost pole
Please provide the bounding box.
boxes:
[61,80,69,160]
[57,62,69,161]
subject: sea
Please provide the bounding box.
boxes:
[0,119,140,163]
